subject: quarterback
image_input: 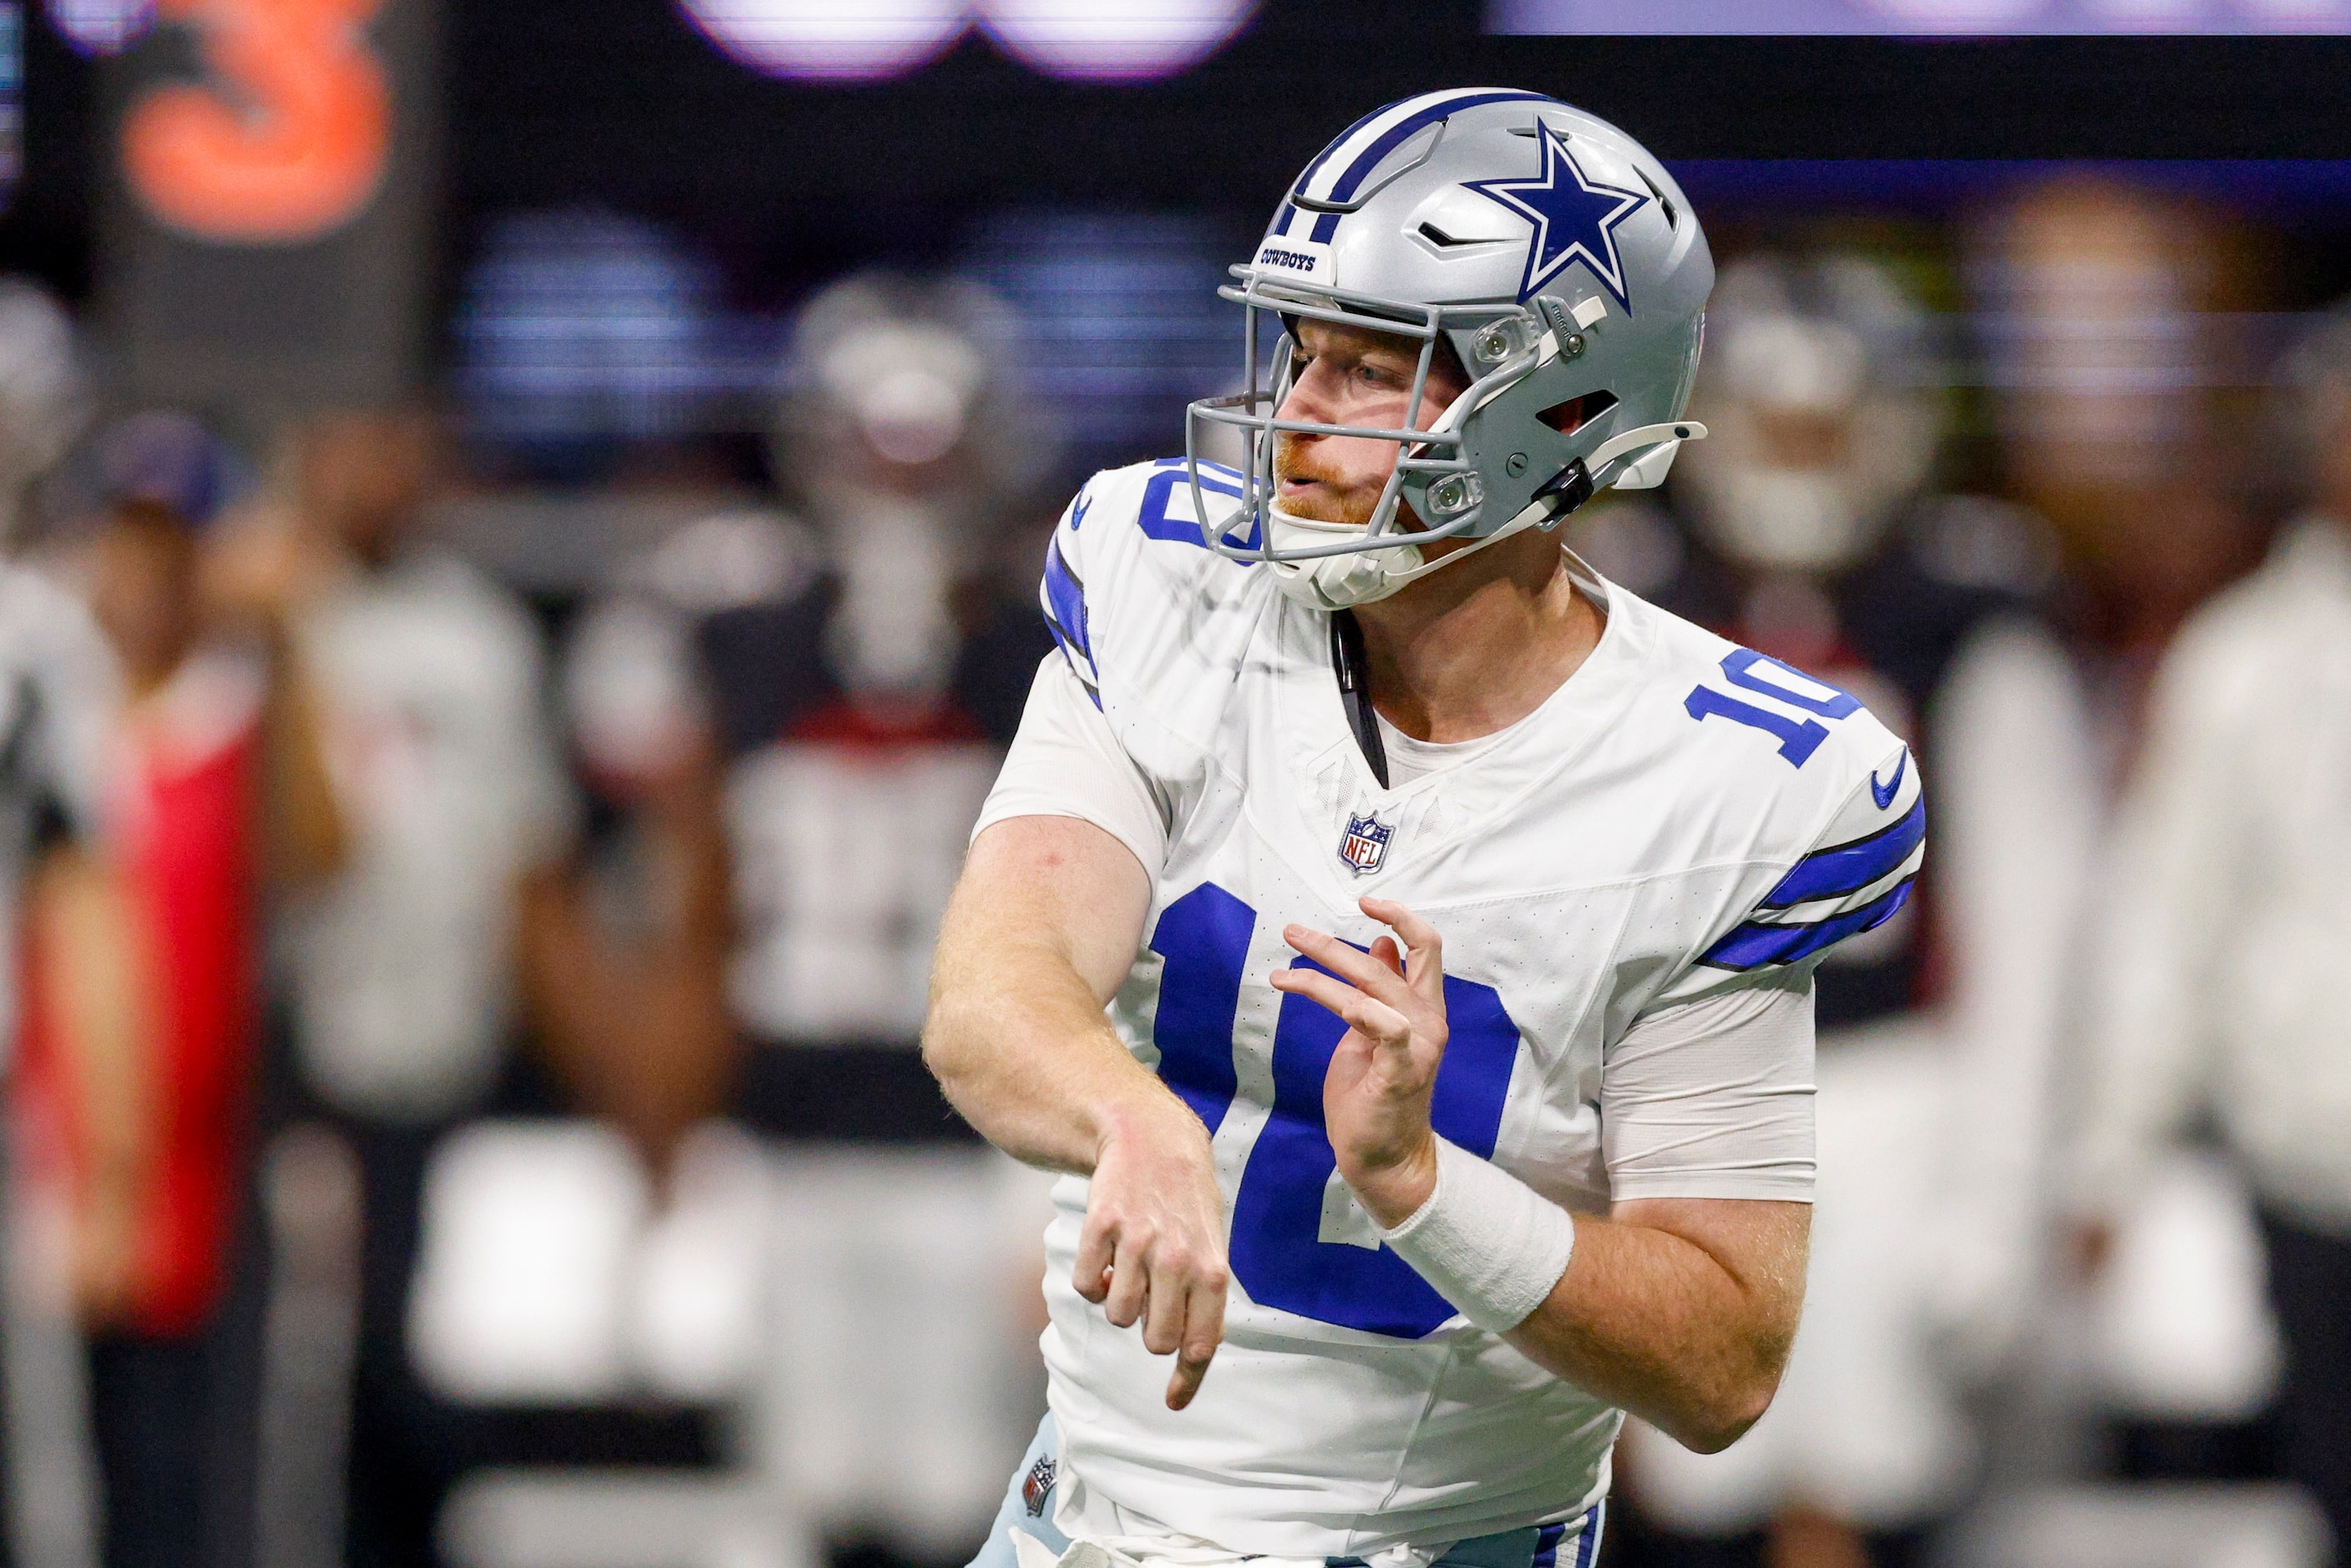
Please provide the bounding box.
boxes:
[925,90,1921,1568]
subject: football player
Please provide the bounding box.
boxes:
[925,92,1921,1568]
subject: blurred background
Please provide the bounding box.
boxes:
[4,4,2351,1568]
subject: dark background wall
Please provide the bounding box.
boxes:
[13,1,2351,346]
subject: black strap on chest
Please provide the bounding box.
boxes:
[1330,609,1389,788]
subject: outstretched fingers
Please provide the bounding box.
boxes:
[1282,923,1417,1011]
[1269,964,1411,1046]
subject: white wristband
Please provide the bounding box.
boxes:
[1376,1137,1577,1333]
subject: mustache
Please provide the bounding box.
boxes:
[1272,434,1386,529]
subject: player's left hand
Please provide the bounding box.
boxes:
[1270,897,1447,1231]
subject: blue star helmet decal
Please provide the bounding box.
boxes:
[1462,122,1650,310]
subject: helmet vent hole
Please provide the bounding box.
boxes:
[1538,391,1617,436]
[1635,169,1679,230]
[1418,221,1472,248]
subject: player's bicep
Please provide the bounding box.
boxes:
[953,815,1150,1005]
[978,655,1171,875]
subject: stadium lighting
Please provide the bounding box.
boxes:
[42,0,154,53]
[676,0,969,80]
[980,0,1260,79]
[676,0,1259,83]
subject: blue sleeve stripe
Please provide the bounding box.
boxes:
[1573,1505,1605,1568]
[1040,538,1101,710]
[1757,797,1925,909]
[1041,537,1090,660]
[1700,875,1917,971]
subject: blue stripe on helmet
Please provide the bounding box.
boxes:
[1700,875,1918,971]
[1290,89,1556,248]
[1321,89,1554,205]
[1288,94,1426,205]
[1758,797,1925,909]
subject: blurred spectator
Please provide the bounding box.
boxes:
[0,276,100,1086]
[717,271,1051,1101]
[635,269,1056,1555]
[525,593,736,1184]
[15,446,346,1568]
[266,407,575,1133]
[1973,172,2287,1483]
[1969,175,2270,728]
[2070,296,2351,1566]
[0,274,111,1568]
[1587,252,2098,1568]
[225,402,727,1566]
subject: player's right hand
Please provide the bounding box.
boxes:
[1076,1100,1229,1412]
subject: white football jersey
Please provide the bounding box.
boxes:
[991,459,1921,1558]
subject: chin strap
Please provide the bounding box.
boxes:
[1330,609,1389,787]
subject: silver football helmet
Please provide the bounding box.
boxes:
[1184,89,1713,609]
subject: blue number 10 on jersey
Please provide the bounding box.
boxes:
[1148,883,1525,1339]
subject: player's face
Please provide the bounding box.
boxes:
[1274,320,1467,529]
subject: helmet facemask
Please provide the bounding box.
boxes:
[1184,268,1700,610]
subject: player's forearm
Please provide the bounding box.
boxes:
[1504,1200,1808,1454]
[925,945,1197,1173]
[926,816,1183,1173]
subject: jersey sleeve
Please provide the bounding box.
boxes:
[1603,971,1816,1202]
[1036,458,1259,711]
[971,655,1173,876]
[1658,728,1924,1009]
[1026,459,1263,846]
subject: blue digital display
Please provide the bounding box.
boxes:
[1492,0,2351,33]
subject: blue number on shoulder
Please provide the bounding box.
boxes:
[1137,460,1260,552]
[1684,649,1861,767]
[1143,886,1525,1339]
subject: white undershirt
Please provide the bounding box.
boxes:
[973,655,1817,1204]
[1372,711,1517,787]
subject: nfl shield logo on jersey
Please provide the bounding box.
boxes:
[1339,812,1392,875]
[1021,1455,1056,1517]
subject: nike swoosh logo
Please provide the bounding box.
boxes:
[1871,750,1909,811]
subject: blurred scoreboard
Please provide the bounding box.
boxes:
[1492,0,2351,31]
